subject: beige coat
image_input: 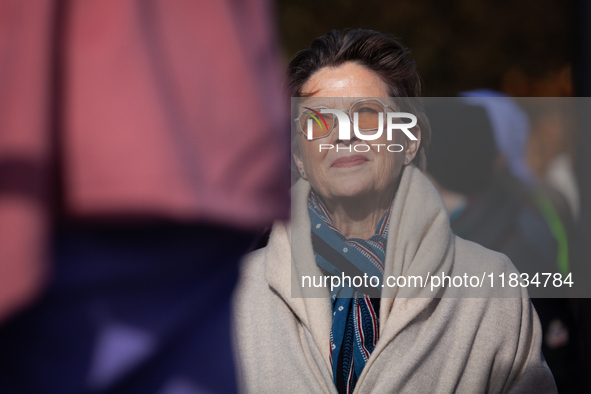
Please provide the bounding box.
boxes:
[233,165,556,393]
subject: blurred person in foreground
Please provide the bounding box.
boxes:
[425,97,580,393]
[0,1,288,393]
[232,29,555,393]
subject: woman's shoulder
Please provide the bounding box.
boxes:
[234,247,271,307]
[240,247,267,277]
[453,234,517,276]
[449,235,528,300]
[240,219,289,265]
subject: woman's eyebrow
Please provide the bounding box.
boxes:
[299,89,320,98]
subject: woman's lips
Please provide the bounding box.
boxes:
[331,154,369,168]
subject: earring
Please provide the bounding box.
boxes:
[302,171,306,176]
[404,157,409,163]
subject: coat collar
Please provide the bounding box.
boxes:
[264,164,455,377]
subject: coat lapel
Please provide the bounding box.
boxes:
[359,165,455,385]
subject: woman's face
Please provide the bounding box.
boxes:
[293,62,420,204]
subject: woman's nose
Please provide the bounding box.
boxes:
[326,114,358,146]
[335,129,359,146]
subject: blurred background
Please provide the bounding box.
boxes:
[277,0,572,95]
[276,0,573,178]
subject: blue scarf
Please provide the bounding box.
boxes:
[308,190,392,394]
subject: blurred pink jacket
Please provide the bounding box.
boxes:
[0,0,289,319]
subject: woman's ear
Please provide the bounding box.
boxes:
[404,126,421,165]
[293,153,307,179]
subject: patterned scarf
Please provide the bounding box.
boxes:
[308,190,392,394]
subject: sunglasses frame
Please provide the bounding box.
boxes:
[294,98,396,140]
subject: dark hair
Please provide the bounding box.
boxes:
[287,29,430,171]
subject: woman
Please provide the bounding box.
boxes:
[233,29,556,393]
